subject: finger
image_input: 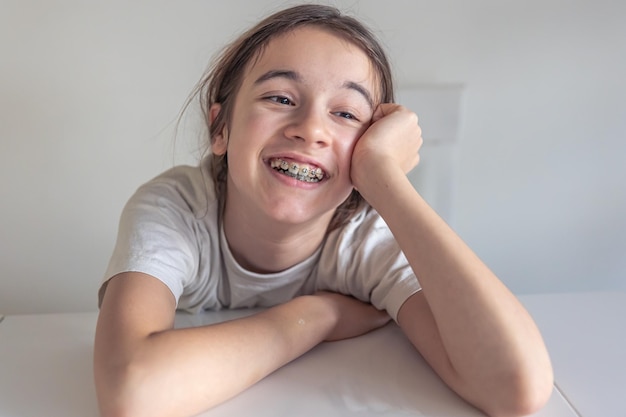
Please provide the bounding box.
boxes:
[371,102,405,123]
[370,103,387,124]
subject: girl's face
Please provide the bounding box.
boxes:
[212,26,378,229]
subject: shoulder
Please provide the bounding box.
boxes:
[318,205,399,270]
[128,160,217,221]
[330,205,393,247]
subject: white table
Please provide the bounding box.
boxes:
[0,298,585,417]
[520,291,626,417]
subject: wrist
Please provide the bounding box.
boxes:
[293,294,340,333]
[354,164,409,208]
[266,295,338,346]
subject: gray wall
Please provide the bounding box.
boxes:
[1,0,624,314]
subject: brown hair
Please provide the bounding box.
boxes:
[189,4,394,231]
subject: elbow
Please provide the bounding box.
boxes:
[480,365,554,417]
[98,404,141,417]
[486,387,553,417]
[97,398,150,417]
[95,359,162,417]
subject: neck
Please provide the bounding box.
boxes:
[222,198,332,274]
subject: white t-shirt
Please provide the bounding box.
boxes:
[101,160,421,321]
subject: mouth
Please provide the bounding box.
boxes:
[269,157,326,183]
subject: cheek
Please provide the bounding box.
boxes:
[335,128,363,159]
[236,109,282,143]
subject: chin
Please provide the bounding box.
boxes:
[265,204,334,228]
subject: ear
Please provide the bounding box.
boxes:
[209,103,228,155]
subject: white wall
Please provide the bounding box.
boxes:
[1,0,624,314]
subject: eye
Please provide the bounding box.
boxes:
[334,111,359,121]
[266,95,294,106]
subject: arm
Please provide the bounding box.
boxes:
[351,104,554,417]
[94,272,389,417]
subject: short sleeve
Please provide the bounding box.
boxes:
[315,207,421,321]
[99,179,200,307]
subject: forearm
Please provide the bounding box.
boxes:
[360,168,553,415]
[95,295,336,417]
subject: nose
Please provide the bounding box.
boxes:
[283,104,330,147]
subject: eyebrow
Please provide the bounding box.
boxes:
[344,81,374,110]
[254,69,302,84]
[254,69,374,110]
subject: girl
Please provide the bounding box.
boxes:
[94,4,553,417]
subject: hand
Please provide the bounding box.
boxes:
[313,291,391,342]
[350,103,423,194]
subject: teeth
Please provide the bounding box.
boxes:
[270,158,325,182]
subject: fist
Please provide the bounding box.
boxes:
[350,103,423,191]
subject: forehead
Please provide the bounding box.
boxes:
[243,26,380,99]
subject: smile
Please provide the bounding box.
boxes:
[270,158,326,183]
